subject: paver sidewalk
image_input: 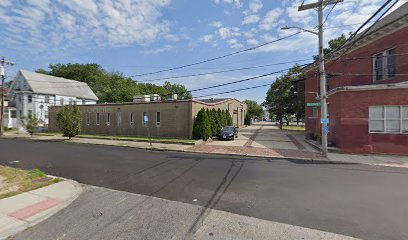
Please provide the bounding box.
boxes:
[0,179,82,240]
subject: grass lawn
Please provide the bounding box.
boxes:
[282,125,306,131]
[35,132,195,144]
[0,165,62,199]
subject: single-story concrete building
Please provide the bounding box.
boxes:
[48,97,247,139]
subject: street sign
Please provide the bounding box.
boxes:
[320,118,329,124]
[323,125,330,134]
[306,102,321,107]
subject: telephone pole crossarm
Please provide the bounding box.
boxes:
[298,0,343,11]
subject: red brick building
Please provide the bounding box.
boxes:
[304,3,408,155]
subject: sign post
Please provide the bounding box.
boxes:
[144,115,152,146]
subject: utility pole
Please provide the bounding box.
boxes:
[298,0,343,157]
[0,57,15,136]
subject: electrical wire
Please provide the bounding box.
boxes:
[129,31,302,77]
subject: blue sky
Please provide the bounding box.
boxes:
[1,0,406,103]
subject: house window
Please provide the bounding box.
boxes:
[11,110,16,118]
[44,96,50,103]
[82,100,86,105]
[369,106,408,133]
[69,98,73,105]
[86,113,90,125]
[60,98,64,105]
[156,112,161,126]
[28,95,32,103]
[44,110,49,119]
[107,113,110,126]
[130,112,134,125]
[143,112,147,126]
[373,49,396,82]
[96,113,100,125]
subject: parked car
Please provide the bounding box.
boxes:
[218,126,238,140]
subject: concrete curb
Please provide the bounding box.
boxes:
[0,178,82,240]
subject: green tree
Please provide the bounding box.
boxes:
[193,108,211,140]
[35,63,190,103]
[243,100,263,125]
[20,115,40,136]
[218,109,226,129]
[56,105,83,140]
[264,65,304,127]
[211,108,220,136]
[313,33,351,60]
[162,81,192,100]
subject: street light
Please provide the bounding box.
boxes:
[281,26,318,36]
[282,22,329,157]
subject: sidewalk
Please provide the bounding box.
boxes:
[1,132,192,152]
[0,179,82,240]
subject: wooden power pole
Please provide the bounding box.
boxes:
[298,0,343,156]
[0,57,15,136]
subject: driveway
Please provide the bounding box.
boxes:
[1,139,408,240]
[188,122,321,159]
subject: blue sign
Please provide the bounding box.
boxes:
[143,115,149,122]
[323,125,330,134]
[320,118,329,124]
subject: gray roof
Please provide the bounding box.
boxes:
[19,70,98,100]
[196,98,231,103]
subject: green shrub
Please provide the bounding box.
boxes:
[193,108,212,140]
[20,115,41,136]
[56,105,83,140]
[226,111,233,126]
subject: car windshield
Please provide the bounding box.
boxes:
[222,126,235,132]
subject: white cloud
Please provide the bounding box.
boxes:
[209,21,223,28]
[227,38,243,49]
[247,38,259,45]
[212,0,242,8]
[242,14,260,25]
[142,44,175,55]
[217,27,241,39]
[259,8,284,31]
[200,34,214,42]
[249,0,263,13]
[286,1,313,25]
[2,0,173,52]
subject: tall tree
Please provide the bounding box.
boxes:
[243,100,263,124]
[193,108,211,140]
[56,105,83,140]
[35,63,191,103]
[264,65,304,127]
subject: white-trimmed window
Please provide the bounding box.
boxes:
[130,112,134,125]
[106,113,110,126]
[156,112,161,126]
[44,96,50,103]
[369,106,408,133]
[143,112,147,126]
[373,48,396,82]
[27,95,32,103]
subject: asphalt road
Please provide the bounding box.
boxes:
[1,139,408,240]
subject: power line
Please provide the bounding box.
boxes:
[137,59,311,83]
[331,0,399,61]
[193,83,272,99]
[130,31,302,77]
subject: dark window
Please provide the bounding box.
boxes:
[387,49,396,78]
[44,96,50,103]
[107,113,110,125]
[374,53,384,81]
[156,112,161,126]
[11,110,16,118]
[27,95,32,103]
[82,100,86,105]
[130,112,134,125]
[60,98,64,105]
[96,113,100,125]
[45,111,48,119]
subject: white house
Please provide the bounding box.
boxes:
[8,70,98,128]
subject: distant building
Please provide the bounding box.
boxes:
[49,97,247,139]
[0,89,17,129]
[8,70,98,128]
[304,2,408,155]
